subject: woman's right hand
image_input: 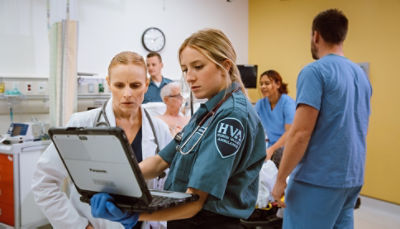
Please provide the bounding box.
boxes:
[91,193,139,228]
[266,148,274,160]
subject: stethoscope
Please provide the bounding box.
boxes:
[94,99,166,178]
[94,101,111,127]
[174,87,240,155]
[94,100,158,146]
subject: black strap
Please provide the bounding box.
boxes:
[143,108,160,153]
[174,87,241,143]
[197,87,241,126]
[144,108,166,179]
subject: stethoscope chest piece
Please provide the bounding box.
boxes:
[174,132,183,143]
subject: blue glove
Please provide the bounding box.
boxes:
[90,193,139,229]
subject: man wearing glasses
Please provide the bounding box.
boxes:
[157,82,190,136]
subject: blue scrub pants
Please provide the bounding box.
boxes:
[283,179,361,229]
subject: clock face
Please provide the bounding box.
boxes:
[141,27,166,52]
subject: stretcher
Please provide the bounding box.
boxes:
[240,160,283,228]
[240,205,282,229]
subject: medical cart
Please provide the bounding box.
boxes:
[0,140,50,229]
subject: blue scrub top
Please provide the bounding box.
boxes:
[255,94,295,145]
[159,82,266,219]
[143,77,172,104]
[292,54,372,188]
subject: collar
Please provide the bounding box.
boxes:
[150,76,167,86]
[106,98,150,133]
[105,98,116,126]
[203,82,240,112]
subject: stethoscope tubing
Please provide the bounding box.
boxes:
[94,101,111,127]
[176,87,240,156]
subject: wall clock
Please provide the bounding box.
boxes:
[141,27,166,52]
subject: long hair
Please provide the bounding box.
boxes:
[178,28,246,95]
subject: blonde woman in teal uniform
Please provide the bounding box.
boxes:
[90,29,266,229]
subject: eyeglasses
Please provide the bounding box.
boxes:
[168,94,183,99]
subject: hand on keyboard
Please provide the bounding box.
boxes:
[91,193,139,229]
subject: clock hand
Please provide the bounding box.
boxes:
[145,37,156,43]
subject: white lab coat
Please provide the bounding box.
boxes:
[32,99,172,229]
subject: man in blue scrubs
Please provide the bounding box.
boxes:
[143,52,172,103]
[272,9,372,229]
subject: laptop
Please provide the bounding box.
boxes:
[48,127,199,213]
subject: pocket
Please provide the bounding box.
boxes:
[171,126,204,186]
[168,148,197,186]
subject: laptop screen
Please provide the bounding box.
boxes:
[52,133,143,198]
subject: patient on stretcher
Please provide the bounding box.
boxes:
[241,160,283,228]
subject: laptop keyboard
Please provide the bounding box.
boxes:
[149,194,185,207]
[81,192,199,213]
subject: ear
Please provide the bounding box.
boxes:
[163,96,169,103]
[222,59,232,72]
[144,78,150,93]
[276,80,281,89]
[146,77,150,87]
[106,76,111,88]
[312,30,320,44]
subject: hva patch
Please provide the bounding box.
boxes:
[214,117,244,158]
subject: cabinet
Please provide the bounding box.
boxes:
[0,141,50,228]
[0,154,14,225]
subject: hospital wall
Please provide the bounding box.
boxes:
[249,0,400,204]
[0,0,248,81]
[0,0,249,133]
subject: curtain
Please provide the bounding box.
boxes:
[48,18,78,126]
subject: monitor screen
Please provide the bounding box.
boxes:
[237,65,258,88]
[8,123,29,136]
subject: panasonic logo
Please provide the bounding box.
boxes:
[89,168,107,173]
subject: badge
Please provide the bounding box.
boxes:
[215,118,244,158]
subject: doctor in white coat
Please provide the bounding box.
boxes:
[32,51,172,229]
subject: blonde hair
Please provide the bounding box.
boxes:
[108,51,147,79]
[178,28,246,95]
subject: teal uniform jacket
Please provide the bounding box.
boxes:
[159,82,266,219]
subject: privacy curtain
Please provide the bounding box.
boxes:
[48,19,78,127]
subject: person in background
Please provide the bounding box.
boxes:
[157,82,190,136]
[32,51,172,229]
[90,28,266,228]
[255,70,295,167]
[143,52,172,104]
[272,9,372,229]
